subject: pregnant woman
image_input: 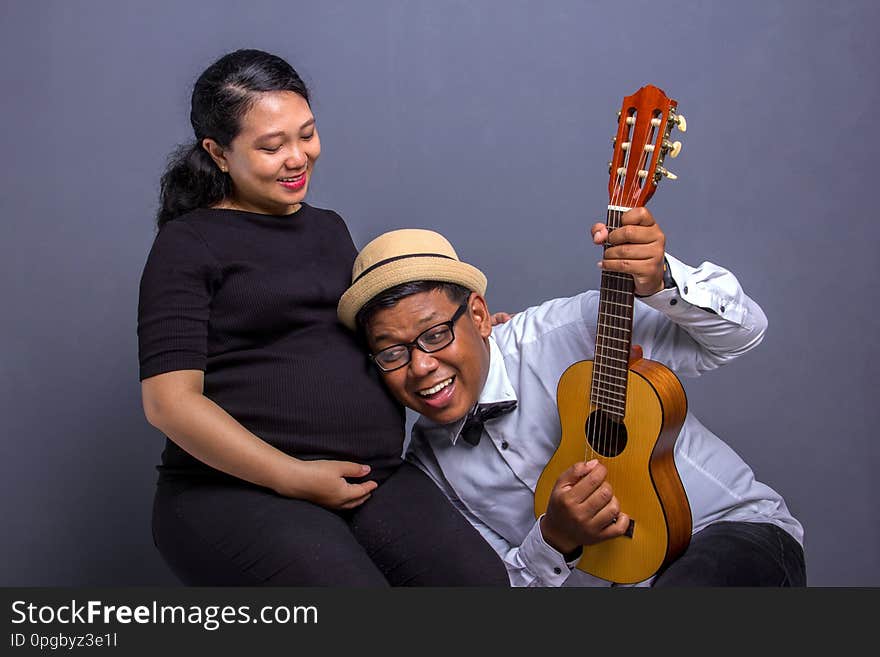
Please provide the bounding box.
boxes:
[138,48,508,586]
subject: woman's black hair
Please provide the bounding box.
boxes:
[355,281,472,333]
[156,49,310,228]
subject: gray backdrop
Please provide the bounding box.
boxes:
[2,0,878,586]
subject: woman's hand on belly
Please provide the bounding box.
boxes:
[274,459,379,510]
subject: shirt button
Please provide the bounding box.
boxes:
[553,567,562,575]
[500,441,509,450]
[720,305,726,312]
[669,298,678,306]
[683,285,688,294]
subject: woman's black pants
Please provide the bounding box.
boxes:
[153,461,510,587]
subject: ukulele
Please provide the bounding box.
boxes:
[534,85,691,584]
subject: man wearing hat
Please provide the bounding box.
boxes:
[337,209,805,587]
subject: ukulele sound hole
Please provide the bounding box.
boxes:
[584,410,628,458]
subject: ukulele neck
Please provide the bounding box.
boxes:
[591,209,635,419]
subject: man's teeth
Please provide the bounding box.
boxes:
[419,378,453,396]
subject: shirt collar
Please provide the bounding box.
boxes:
[415,335,518,446]
[479,334,518,406]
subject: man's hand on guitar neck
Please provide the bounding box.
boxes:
[539,460,632,557]
[591,207,666,297]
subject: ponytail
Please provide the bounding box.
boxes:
[156,142,230,228]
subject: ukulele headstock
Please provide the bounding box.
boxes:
[608,85,685,208]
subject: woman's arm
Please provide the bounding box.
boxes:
[142,370,377,509]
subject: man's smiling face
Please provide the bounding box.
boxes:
[364,289,492,425]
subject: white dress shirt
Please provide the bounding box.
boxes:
[407,254,804,587]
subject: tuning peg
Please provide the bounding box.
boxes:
[674,113,687,133]
[608,161,613,174]
[664,140,682,158]
[657,166,678,180]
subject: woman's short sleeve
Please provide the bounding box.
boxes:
[137,221,220,381]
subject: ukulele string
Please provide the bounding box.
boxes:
[591,149,622,464]
[600,122,634,467]
[605,202,623,466]
[591,116,632,467]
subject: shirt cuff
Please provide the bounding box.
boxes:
[519,516,581,586]
[637,253,747,325]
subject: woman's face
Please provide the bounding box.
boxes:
[206,90,321,215]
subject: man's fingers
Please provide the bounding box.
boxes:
[600,257,663,278]
[621,207,655,227]
[602,243,661,262]
[592,495,621,528]
[605,224,663,247]
[579,480,615,516]
[597,511,632,541]
[556,460,600,490]
[567,462,608,503]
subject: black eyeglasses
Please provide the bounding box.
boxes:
[370,299,470,372]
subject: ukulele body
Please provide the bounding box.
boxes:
[534,355,692,584]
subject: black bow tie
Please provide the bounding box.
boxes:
[459,400,518,446]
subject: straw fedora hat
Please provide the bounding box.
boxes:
[337,229,487,330]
